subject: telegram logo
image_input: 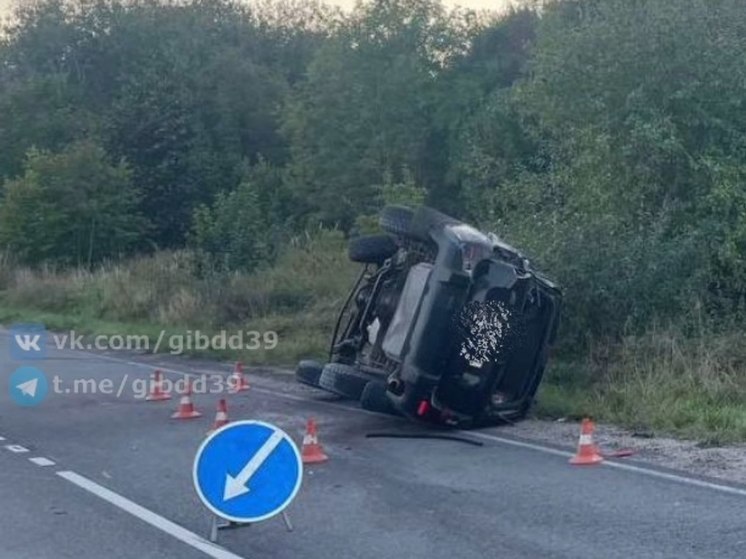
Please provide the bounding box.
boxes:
[9,366,49,406]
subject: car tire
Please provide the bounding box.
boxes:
[348,234,398,265]
[295,360,324,387]
[379,205,415,237]
[409,206,461,240]
[360,381,398,415]
[319,362,372,400]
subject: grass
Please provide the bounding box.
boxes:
[3,233,746,443]
[536,328,746,443]
[0,229,358,366]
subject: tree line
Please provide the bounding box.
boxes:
[2,0,746,342]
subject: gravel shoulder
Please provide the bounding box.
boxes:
[216,361,746,487]
[509,418,746,486]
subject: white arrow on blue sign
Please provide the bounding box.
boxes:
[193,420,303,523]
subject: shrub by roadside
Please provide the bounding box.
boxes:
[538,324,746,444]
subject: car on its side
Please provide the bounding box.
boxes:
[296,205,561,428]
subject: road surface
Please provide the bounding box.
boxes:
[1,329,744,559]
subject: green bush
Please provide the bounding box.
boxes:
[0,141,146,267]
[458,0,746,346]
[192,161,288,272]
[540,320,746,442]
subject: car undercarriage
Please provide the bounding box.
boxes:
[296,205,561,428]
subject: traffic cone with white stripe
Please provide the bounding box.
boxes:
[171,381,202,420]
[207,399,230,434]
[570,418,604,466]
[301,418,328,464]
[145,369,171,401]
[228,362,250,393]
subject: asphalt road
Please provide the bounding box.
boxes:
[1,329,745,559]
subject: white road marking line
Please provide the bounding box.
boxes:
[601,460,746,498]
[467,431,746,498]
[29,457,56,467]
[256,388,746,499]
[467,431,575,459]
[5,444,30,453]
[57,471,246,559]
[81,351,746,500]
[252,386,398,420]
[86,353,189,379]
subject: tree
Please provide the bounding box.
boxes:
[471,0,746,337]
[0,141,146,266]
[0,0,313,248]
[191,161,285,271]
[439,7,540,220]
[283,0,476,230]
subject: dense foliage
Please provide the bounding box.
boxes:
[2,0,746,347]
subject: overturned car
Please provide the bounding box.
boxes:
[296,205,561,428]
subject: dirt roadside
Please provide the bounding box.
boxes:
[187,361,746,487]
[509,418,746,486]
[249,364,746,486]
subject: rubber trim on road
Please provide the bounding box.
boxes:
[365,433,483,447]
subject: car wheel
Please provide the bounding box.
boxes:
[379,205,414,237]
[409,206,461,240]
[295,360,324,387]
[348,234,398,265]
[319,362,372,400]
[360,381,398,415]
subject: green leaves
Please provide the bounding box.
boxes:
[0,0,321,249]
[0,141,146,267]
[191,161,285,272]
[282,0,477,229]
[461,0,746,342]
[2,0,746,347]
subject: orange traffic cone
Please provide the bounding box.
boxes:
[301,418,328,464]
[570,418,604,466]
[145,369,171,401]
[228,362,250,393]
[207,399,230,434]
[171,381,202,420]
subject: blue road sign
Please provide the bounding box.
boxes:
[9,323,47,360]
[9,366,49,406]
[193,420,303,523]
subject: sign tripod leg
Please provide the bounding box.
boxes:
[281,511,293,532]
[209,516,248,543]
[208,511,292,542]
[208,515,220,542]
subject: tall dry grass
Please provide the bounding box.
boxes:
[539,320,746,442]
[0,229,357,363]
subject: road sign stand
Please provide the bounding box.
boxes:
[194,421,303,544]
[281,510,293,532]
[208,511,293,543]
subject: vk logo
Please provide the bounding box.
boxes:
[10,324,47,360]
